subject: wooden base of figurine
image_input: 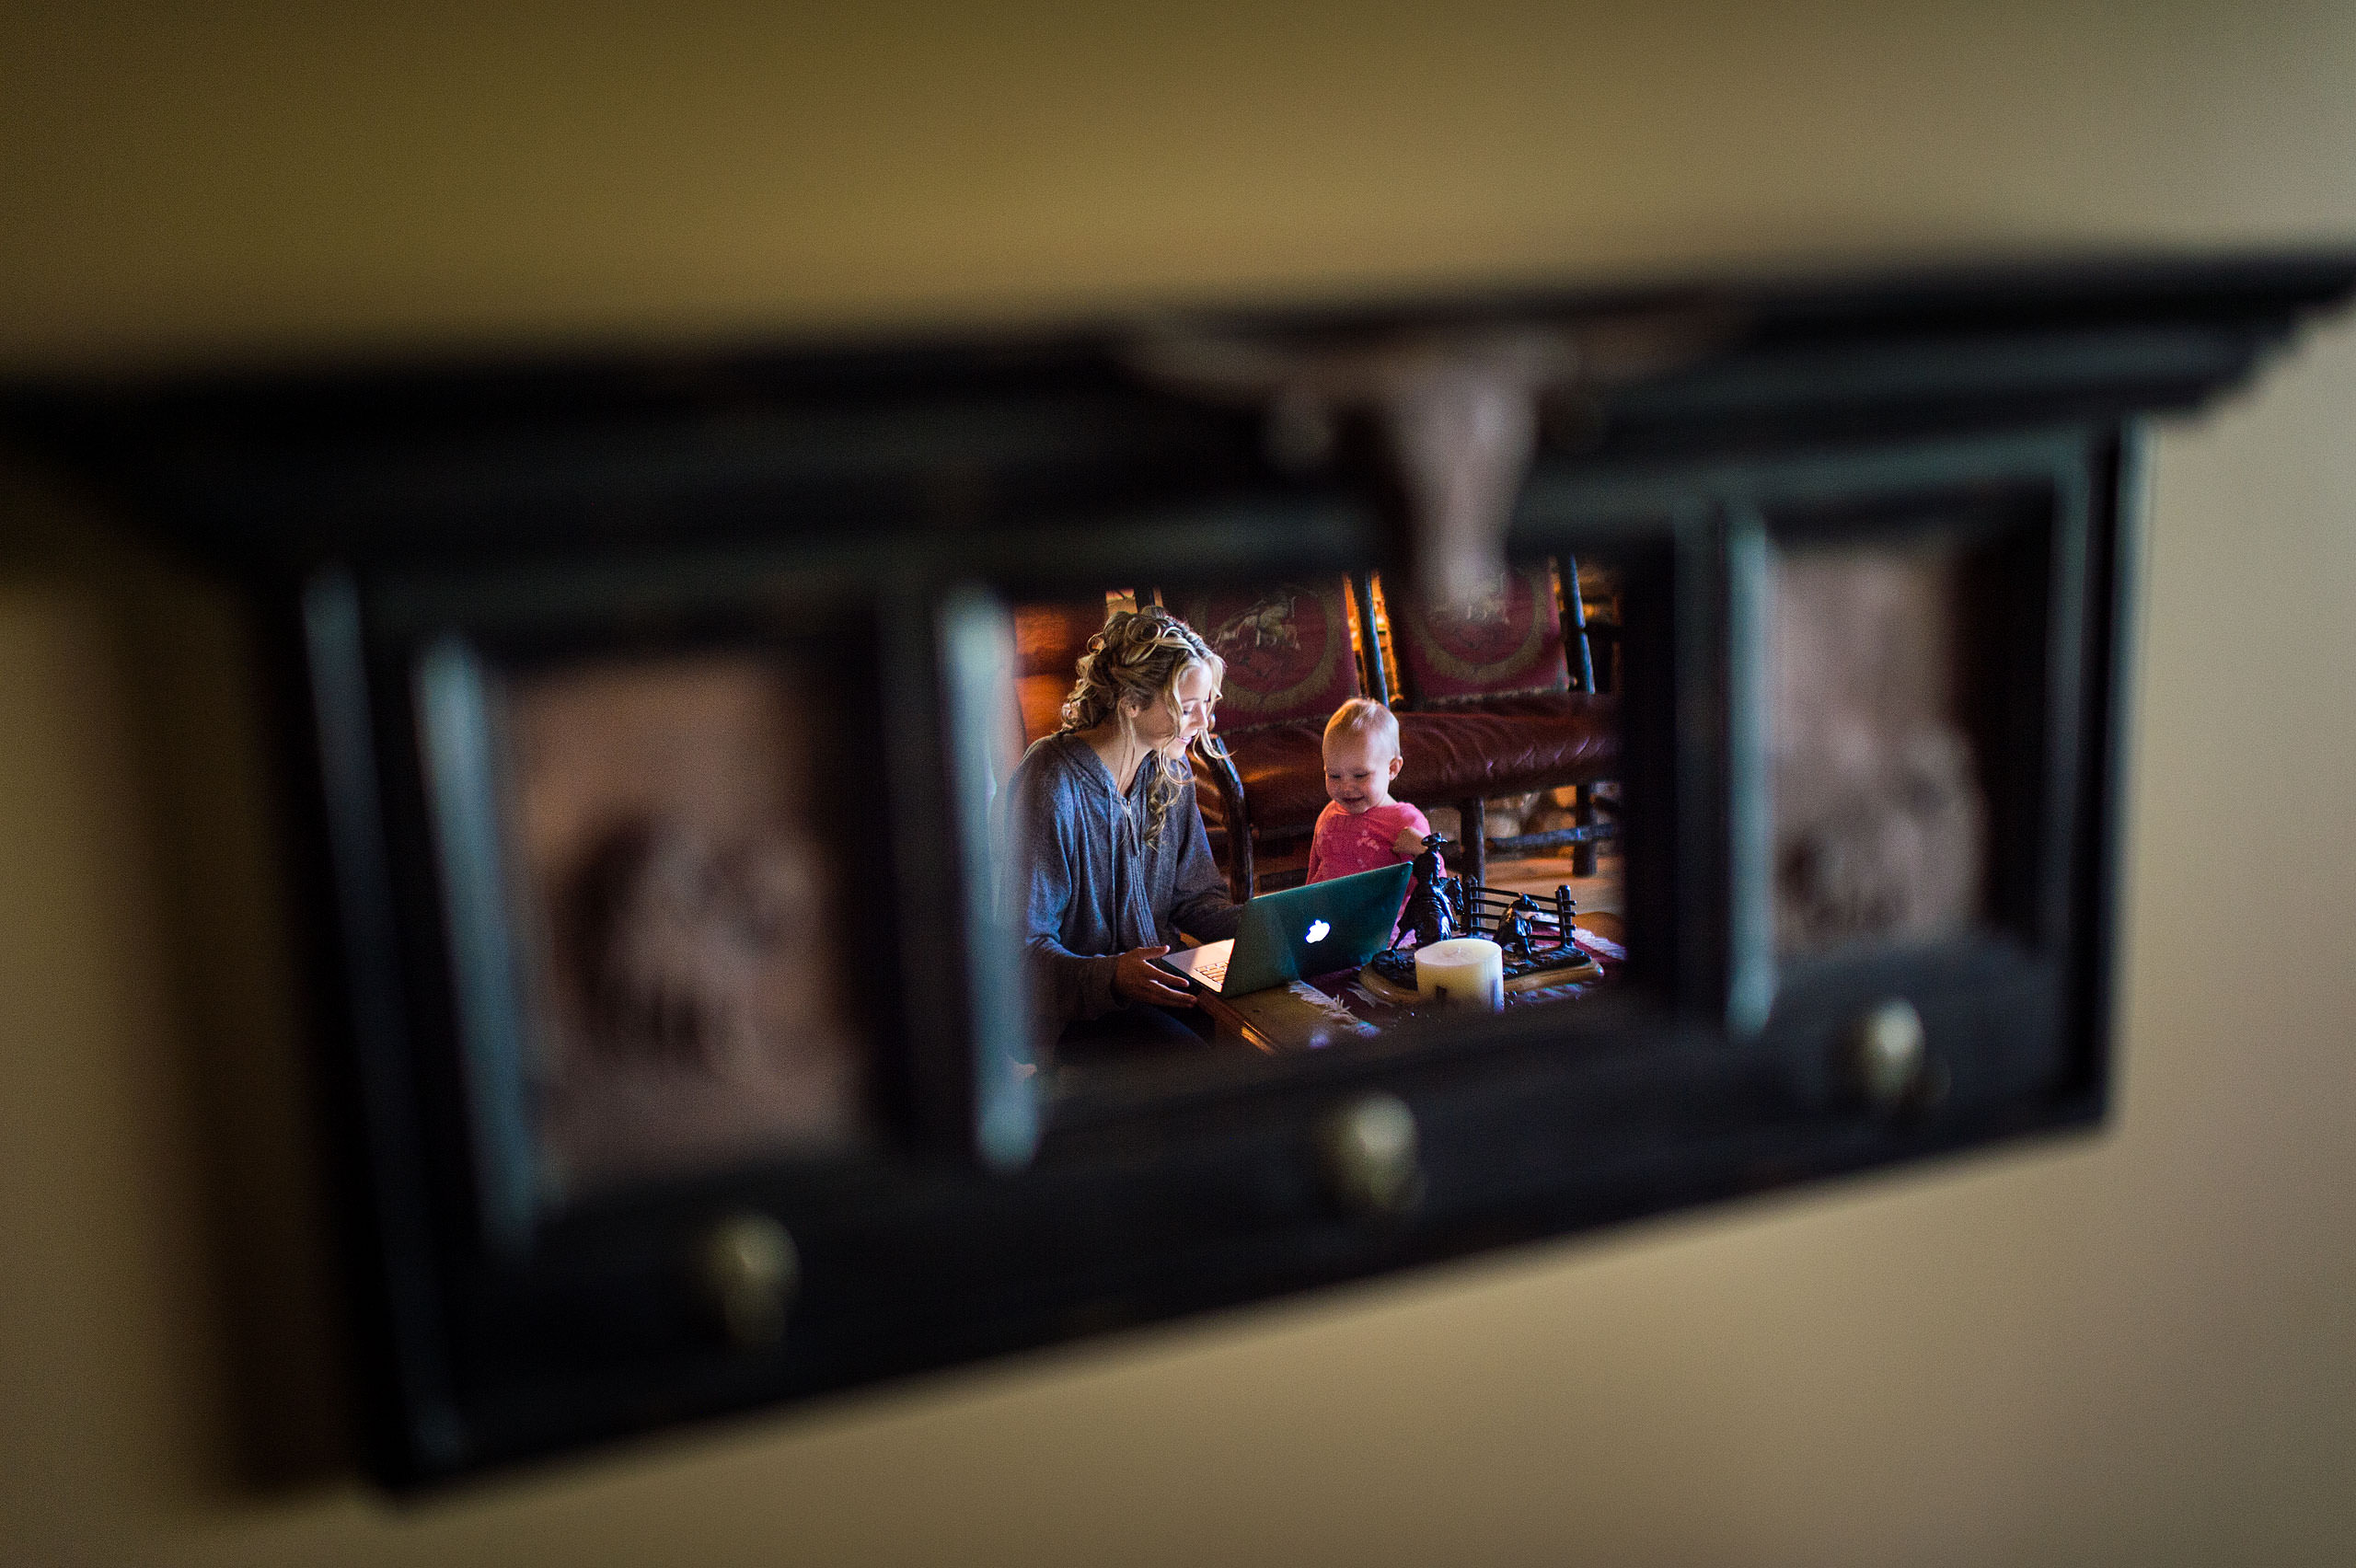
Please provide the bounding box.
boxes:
[1357,950,1603,1006]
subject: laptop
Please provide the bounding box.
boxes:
[1155,863,1414,996]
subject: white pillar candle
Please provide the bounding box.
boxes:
[1415,937,1505,1011]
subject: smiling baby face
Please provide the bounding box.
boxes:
[1322,727,1403,814]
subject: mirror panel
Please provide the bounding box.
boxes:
[994,554,1634,1102]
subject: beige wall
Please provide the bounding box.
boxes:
[3,4,2352,1562]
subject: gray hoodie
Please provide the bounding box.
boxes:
[1001,732,1242,1028]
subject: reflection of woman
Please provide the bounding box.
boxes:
[1002,607,1242,1049]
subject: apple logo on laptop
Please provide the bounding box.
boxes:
[1305,919,1330,943]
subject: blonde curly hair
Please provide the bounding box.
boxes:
[1059,605,1226,847]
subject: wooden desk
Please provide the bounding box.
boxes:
[1195,969,1394,1055]
[1195,917,1625,1055]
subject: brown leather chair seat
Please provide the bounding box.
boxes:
[1196,696,1618,842]
[1422,690,1600,722]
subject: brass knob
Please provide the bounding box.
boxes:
[1851,998,1928,1111]
[1317,1092,1425,1217]
[697,1213,800,1349]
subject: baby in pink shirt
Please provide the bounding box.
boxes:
[1307,698,1440,892]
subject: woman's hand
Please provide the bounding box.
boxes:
[1113,946,1196,1009]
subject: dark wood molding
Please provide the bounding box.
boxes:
[6,251,2347,1488]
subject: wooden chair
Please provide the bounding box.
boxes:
[1006,578,1615,904]
[1376,559,1619,882]
[1009,598,1119,760]
[1165,579,1373,902]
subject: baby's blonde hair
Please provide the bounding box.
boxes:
[1060,606,1226,847]
[1322,698,1401,755]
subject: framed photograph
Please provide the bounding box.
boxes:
[14,252,2350,1484]
[421,639,874,1224]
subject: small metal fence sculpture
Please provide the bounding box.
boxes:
[1368,835,1600,990]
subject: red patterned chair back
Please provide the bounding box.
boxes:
[1168,579,1364,734]
[1383,562,1571,708]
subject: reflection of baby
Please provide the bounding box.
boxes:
[1308,699,1438,886]
[543,813,861,1189]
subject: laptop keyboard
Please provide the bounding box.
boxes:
[1194,951,1230,986]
